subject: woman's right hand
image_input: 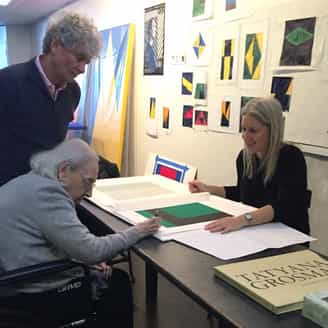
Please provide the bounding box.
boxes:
[188,180,208,193]
[135,217,161,236]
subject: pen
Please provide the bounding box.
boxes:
[152,209,162,226]
[153,209,160,218]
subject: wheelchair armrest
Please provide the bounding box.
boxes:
[0,260,88,285]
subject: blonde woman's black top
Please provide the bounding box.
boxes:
[224,144,310,234]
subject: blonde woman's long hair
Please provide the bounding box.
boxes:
[241,97,284,185]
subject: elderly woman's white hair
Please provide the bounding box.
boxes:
[241,97,285,184]
[30,139,99,179]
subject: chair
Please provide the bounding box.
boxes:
[97,156,120,179]
[0,260,94,328]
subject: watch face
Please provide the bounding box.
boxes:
[245,213,253,222]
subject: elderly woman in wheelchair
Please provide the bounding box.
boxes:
[0,139,160,328]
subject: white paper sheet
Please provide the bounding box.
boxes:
[96,182,175,200]
[174,223,316,260]
[88,176,315,253]
[146,118,158,138]
[90,175,190,207]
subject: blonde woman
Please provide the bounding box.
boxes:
[189,97,310,235]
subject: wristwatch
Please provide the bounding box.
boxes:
[244,213,253,224]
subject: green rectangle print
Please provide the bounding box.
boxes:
[163,203,219,218]
[194,83,206,99]
[136,202,230,228]
[137,209,175,227]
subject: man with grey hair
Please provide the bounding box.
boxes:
[0,12,102,187]
[0,139,160,327]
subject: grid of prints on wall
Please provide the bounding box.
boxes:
[280,17,316,67]
[271,77,293,112]
[208,95,239,134]
[181,71,208,101]
[192,0,213,21]
[146,97,158,137]
[143,4,322,143]
[144,3,165,75]
[210,19,268,136]
[181,69,208,130]
[194,106,208,131]
[216,24,240,84]
[194,71,208,105]
[239,20,268,89]
[149,97,156,119]
[188,27,213,66]
[182,105,193,128]
[186,1,212,130]
[162,106,172,133]
[182,72,193,95]
[181,105,209,131]
[146,98,173,136]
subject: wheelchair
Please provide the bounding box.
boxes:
[0,260,95,328]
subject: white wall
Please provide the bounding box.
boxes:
[6,25,32,65]
[29,0,328,255]
[30,17,48,57]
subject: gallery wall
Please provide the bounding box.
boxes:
[25,0,328,255]
[6,25,32,65]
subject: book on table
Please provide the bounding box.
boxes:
[214,250,328,314]
[302,290,328,327]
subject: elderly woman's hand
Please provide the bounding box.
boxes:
[135,217,161,236]
[92,262,112,279]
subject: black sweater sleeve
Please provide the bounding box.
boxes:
[222,145,309,233]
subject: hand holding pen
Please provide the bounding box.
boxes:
[136,209,161,236]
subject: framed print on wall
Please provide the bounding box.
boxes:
[144,3,165,75]
[192,0,213,21]
[216,24,240,85]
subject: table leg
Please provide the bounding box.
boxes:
[145,262,158,305]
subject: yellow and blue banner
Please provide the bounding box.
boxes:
[92,24,135,169]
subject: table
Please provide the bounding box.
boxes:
[80,200,320,328]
